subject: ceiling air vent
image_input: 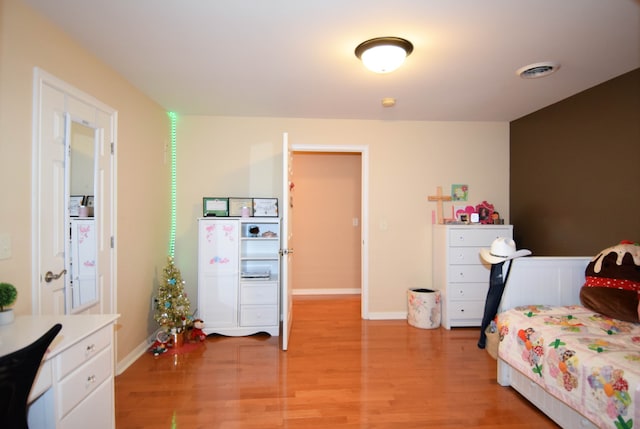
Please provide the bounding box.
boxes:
[516,62,560,79]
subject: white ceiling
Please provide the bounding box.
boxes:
[24,0,640,121]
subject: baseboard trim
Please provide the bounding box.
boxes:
[116,333,156,376]
[367,311,407,320]
[292,288,361,295]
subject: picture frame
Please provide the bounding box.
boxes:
[229,197,254,217]
[451,184,468,201]
[203,197,229,217]
[475,201,495,224]
[69,195,84,217]
[253,198,278,217]
[85,195,95,207]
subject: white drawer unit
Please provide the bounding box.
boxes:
[433,224,513,329]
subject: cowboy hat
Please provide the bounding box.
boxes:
[480,237,532,264]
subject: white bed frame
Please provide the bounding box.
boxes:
[496,256,598,429]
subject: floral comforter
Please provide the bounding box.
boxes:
[498,305,640,429]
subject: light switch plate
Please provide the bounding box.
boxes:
[0,233,11,259]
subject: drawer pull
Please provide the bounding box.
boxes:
[86,374,97,386]
[86,343,96,355]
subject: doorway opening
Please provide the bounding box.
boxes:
[289,144,369,319]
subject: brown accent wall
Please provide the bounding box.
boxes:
[510,68,640,256]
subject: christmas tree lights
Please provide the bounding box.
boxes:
[154,256,191,332]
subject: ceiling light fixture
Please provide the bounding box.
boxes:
[355,37,414,74]
[516,62,560,79]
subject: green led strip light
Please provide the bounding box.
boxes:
[168,112,177,257]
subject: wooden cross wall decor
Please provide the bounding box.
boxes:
[428,186,452,224]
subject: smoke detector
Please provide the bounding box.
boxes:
[517,62,560,79]
[381,97,396,107]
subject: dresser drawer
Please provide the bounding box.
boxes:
[57,347,112,418]
[448,301,485,322]
[240,282,278,305]
[449,228,511,247]
[448,247,485,265]
[448,265,491,282]
[448,282,488,301]
[240,305,278,326]
[59,376,113,429]
[56,325,111,380]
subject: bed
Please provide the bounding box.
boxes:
[495,256,640,429]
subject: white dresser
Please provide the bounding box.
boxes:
[198,217,280,336]
[432,224,512,329]
[0,314,119,429]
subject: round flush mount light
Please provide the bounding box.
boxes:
[517,61,561,79]
[355,37,414,74]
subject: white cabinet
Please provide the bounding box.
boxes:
[198,218,280,336]
[432,224,513,329]
[0,314,120,429]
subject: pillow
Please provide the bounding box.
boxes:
[579,241,640,323]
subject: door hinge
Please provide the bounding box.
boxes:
[110,236,115,248]
[110,142,114,154]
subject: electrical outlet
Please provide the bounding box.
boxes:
[151,296,157,312]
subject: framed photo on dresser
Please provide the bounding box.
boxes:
[203,197,229,217]
[253,198,278,217]
[69,195,84,217]
[229,198,254,217]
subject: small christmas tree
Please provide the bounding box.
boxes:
[154,256,191,332]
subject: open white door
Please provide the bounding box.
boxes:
[281,133,294,351]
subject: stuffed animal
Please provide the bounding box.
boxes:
[188,319,206,342]
[580,240,640,322]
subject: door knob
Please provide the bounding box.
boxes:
[44,269,67,283]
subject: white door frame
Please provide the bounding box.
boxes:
[291,144,370,319]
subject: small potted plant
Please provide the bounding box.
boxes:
[0,282,17,325]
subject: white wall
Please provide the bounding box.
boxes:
[175,116,509,316]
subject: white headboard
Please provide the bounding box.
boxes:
[498,256,591,311]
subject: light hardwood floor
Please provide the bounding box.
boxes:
[115,295,558,428]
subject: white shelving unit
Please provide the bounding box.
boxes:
[198,217,280,336]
